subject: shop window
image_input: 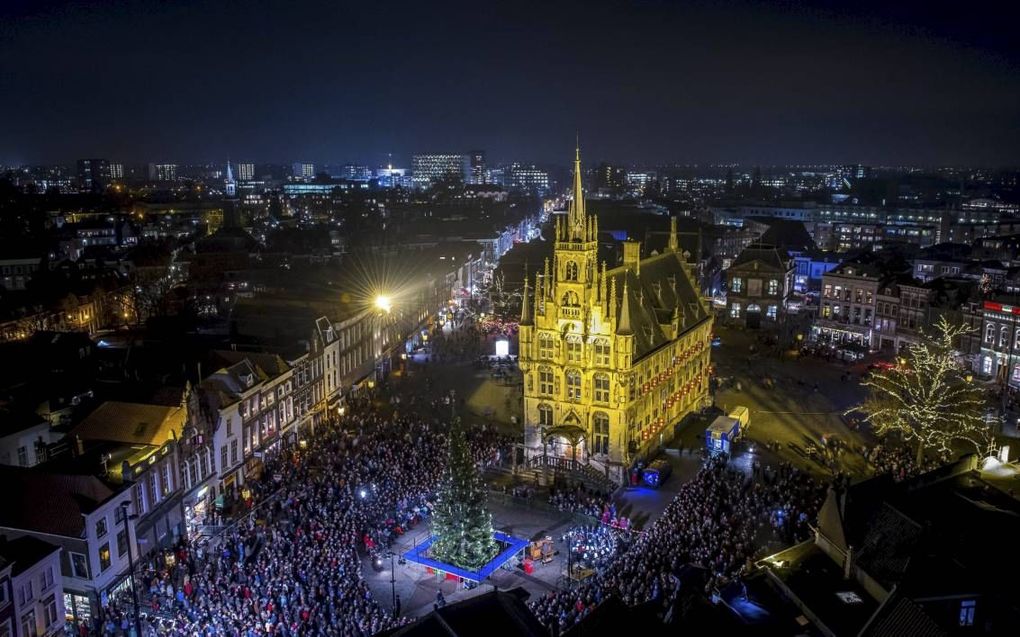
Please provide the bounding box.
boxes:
[982,357,993,375]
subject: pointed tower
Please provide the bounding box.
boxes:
[617,279,633,335]
[224,160,237,199]
[520,270,532,325]
[668,216,679,252]
[554,143,599,320]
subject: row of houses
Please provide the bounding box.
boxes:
[0,253,472,633]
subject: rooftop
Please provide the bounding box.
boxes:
[0,464,125,537]
[71,400,185,447]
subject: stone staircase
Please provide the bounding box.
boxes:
[483,457,619,494]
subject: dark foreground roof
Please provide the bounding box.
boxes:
[382,588,546,637]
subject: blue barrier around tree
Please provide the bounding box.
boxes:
[402,531,530,582]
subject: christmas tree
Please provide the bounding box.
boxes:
[430,418,497,571]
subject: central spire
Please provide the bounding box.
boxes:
[569,141,586,237]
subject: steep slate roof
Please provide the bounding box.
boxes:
[71,401,185,447]
[0,465,122,537]
[757,218,817,252]
[862,594,946,637]
[729,243,791,271]
[211,350,291,379]
[0,535,61,576]
[606,250,710,361]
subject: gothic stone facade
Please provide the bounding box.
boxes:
[519,150,713,483]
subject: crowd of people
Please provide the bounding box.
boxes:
[530,457,823,633]
[866,441,938,482]
[92,408,513,637]
[548,485,613,520]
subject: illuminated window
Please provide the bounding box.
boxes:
[730,303,741,318]
[593,339,610,367]
[730,277,742,293]
[538,404,553,427]
[959,600,976,627]
[985,323,995,343]
[592,413,610,455]
[566,370,582,402]
[539,368,554,395]
[767,305,777,320]
[99,544,111,572]
[538,333,554,359]
[566,336,582,362]
[767,279,779,295]
[593,373,610,403]
[565,261,579,281]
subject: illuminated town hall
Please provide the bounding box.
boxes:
[519,149,714,485]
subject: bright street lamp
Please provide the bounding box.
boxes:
[375,295,392,313]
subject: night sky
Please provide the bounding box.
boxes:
[2,0,1018,167]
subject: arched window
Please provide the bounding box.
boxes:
[1000,325,1009,348]
[561,291,579,307]
[593,373,610,403]
[593,339,611,367]
[538,367,554,395]
[566,369,582,402]
[986,323,995,343]
[566,335,583,362]
[592,412,610,455]
[538,404,553,427]
[565,261,579,281]
[538,333,554,359]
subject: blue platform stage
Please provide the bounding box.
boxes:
[402,531,530,582]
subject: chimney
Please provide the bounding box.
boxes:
[622,240,641,274]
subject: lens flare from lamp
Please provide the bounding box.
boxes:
[375,295,392,313]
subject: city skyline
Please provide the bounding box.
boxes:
[2,0,1019,167]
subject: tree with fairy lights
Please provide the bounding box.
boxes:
[430,418,497,570]
[857,317,994,464]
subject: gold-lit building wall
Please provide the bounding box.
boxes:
[519,149,713,479]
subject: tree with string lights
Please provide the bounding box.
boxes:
[857,317,995,465]
[430,418,497,571]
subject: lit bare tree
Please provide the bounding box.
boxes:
[858,317,994,464]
